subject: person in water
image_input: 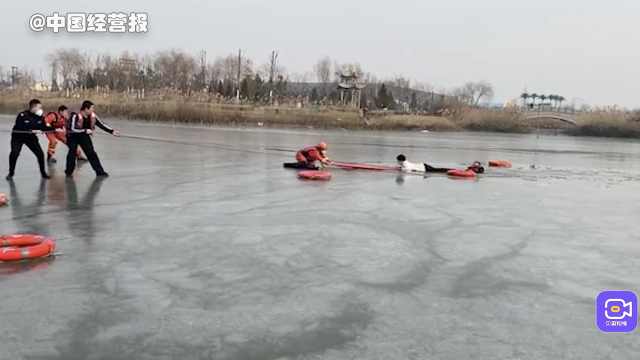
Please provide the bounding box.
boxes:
[65,100,120,178]
[396,154,451,173]
[295,142,332,169]
[43,105,86,163]
[396,154,485,174]
[467,161,485,174]
[7,99,51,180]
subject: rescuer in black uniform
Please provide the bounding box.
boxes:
[65,100,120,177]
[7,99,51,180]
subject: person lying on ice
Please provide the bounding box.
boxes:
[43,105,87,164]
[396,154,485,174]
[295,142,332,169]
[65,100,120,178]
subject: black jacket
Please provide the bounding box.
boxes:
[13,110,49,132]
[67,112,114,135]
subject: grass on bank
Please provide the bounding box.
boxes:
[568,111,640,138]
[0,91,461,131]
[2,90,640,138]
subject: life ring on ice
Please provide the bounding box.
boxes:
[0,234,56,262]
[447,169,477,178]
[298,170,332,181]
[488,160,512,168]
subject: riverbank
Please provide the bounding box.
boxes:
[1,91,639,138]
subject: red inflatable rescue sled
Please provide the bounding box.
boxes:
[447,169,477,178]
[331,161,400,171]
[488,160,512,168]
[0,234,56,262]
[298,170,332,181]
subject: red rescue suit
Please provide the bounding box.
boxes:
[43,112,82,158]
[296,146,327,164]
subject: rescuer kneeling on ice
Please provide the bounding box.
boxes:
[65,100,120,178]
[295,142,332,169]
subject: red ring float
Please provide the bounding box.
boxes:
[488,160,512,168]
[447,169,477,178]
[298,170,332,181]
[0,234,56,262]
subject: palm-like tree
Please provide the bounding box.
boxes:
[530,93,539,108]
[557,96,565,110]
[548,95,557,109]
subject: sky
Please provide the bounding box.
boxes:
[2,0,640,107]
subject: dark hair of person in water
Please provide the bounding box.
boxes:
[58,105,68,112]
[28,99,41,108]
[469,161,485,174]
[81,100,94,110]
[396,154,407,162]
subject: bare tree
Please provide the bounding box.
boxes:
[213,53,254,83]
[154,50,197,92]
[389,76,411,89]
[48,48,85,90]
[258,59,285,83]
[413,81,434,93]
[314,56,332,83]
[454,81,494,105]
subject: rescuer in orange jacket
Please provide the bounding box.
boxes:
[43,105,86,163]
[295,142,332,168]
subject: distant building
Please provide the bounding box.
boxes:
[31,81,50,92]
[337,71,366,108]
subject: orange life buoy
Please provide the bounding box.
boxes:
[488,160,512,168]
[0,193,7,206]
[0,234,56,262]
[298,170,332,181]
[447,169,477,178]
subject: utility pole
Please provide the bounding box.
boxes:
[269,50,278,84]
[11,66,18,88]
[199,49,207,90]
[269,50,278,105]
[236,48,242,101]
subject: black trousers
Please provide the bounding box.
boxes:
[9,133,47,176]
[283,162,319,170]
[66,133,106,175]
[424,164,451,173]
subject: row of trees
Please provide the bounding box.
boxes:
[3,48,496,112]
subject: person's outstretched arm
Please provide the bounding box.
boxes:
[95,116,120,136]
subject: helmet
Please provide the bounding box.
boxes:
[317,142,328,151]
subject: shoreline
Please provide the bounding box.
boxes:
[1,92,639,140]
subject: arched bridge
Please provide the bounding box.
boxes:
[523,111,577,125]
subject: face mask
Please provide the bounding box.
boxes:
[34,109,44,116]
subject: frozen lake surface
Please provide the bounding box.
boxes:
[1,115,640,359]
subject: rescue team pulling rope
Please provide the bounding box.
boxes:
[4,98,512,184]
[0,99,515,262]
[6,99,120,181]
